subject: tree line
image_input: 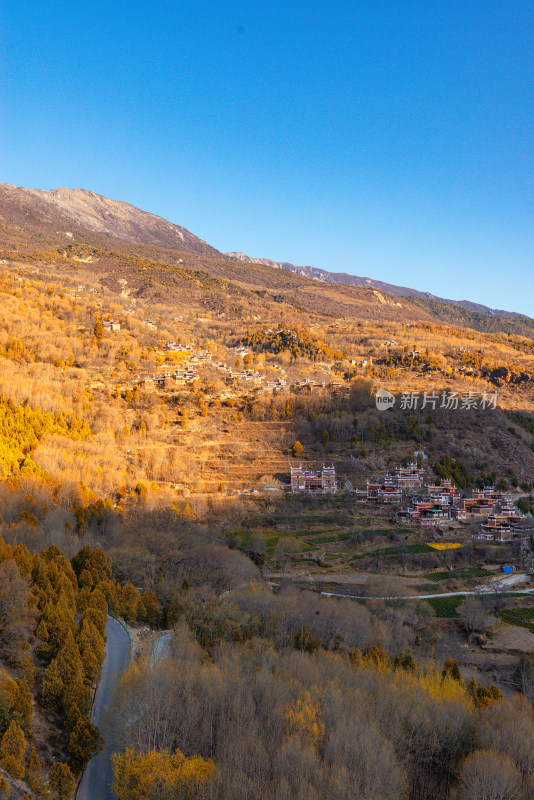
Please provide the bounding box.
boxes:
[0,536,154,798]
[109,598,534,800]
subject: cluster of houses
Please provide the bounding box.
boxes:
[353,457,533,543]
[290,464,337,494]
[362,462,426,504]
[164,341,190,353]
[138,367,199,389]
[293,378,326,391]
[397,480,531,539]
[475,497,533,542]
[132,338,352,398]
[395,478,467,522]
[93,312,353,398]
[464,487,508,514]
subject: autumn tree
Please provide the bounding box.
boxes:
[0,719,26,778]
[467,678,503,708]
[93,318,104,341]
[476,695,534,781]
[442,658,461,681]
[112,748,215,800]
[458,596,489,641]
[0,559,32,662]
[292,440,304,458]
[26,745,44,795]
[67,715,103,775]
[49,762,76,800]
[77,616,105,683]
[40,658,64,713]
[0,673,32,736]
[56,630,90,715]
[119,583,141,624]
[285,691,325,747]
[71,545,112,590]
[139,590,162,628]
[5,676,32,735]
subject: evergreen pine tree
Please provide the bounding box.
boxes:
[0,719,26,778]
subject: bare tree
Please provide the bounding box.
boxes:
[514,655,534,702]
[457,750,521,800]
[457,596,489,641]
[477,696,534,781]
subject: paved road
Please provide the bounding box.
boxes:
[77,616,130,800]
[150,631,172,665]
[322,586,534,601]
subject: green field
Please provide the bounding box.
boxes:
[501,606,534,633]
[364,543,436,556]
[229,529,314,553]
[302,532,352,545]
[384,543,436,555]
[424,568,494,582]
[427,595,464,618]
[371,528,413,536]
[258,512,349,526]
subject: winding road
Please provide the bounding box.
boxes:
[321,575,534,601]
[77,616,130,800]
[321,587,534,600]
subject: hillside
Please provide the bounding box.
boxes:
[0,194,438,325]
[226,251,524,319]
[404,295,534,338]
[1,187,534,800]
[1,184,531,334]
[0,184,220,255]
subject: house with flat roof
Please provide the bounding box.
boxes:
[290,464,336,494]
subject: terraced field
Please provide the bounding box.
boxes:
[352,542,438,560]
[301,531,352,545]
[501,606,534,633]
[423,568,495,582]
[427,595,465,617]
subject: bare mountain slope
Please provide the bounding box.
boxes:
[0,184,531,334]
[226,252,519,317]
[0,184,220,255]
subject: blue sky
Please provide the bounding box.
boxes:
[1,0,533,314]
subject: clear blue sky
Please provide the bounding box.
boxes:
[1,0,533,314]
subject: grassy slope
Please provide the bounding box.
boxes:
[405,295,534,338]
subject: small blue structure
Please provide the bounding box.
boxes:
[502,565,515,574]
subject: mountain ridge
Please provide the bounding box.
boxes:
[0,184,531,328]
[0,183,221,256]
[225,252,520,318]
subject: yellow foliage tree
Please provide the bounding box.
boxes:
[362,644,392,672]
[112,747,215,800]
[26,745,45,795]
[77,617,105,684]
[40,657,64,712]
[0,719,26,778]
[284,690,325,748]
[49,761,76,800]
[0,673,32,735]
[119,583,141,624]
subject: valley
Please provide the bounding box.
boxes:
[0,186,534,800]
